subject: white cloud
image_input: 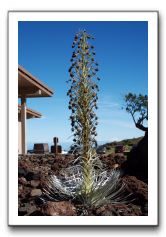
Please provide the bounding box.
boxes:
[112,120,134,129]
[98,101,119,109]
[99,118,134,129]
[98,95,120,110]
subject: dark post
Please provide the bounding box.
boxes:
[51,137,62,154]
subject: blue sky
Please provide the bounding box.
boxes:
[18,21,148,148]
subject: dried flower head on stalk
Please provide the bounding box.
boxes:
[67,30,102,194]
[67,30,99,157]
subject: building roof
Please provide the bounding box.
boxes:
[18,105,42,119]
[18,65,54,98]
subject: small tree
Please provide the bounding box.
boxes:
[123,93,148,132]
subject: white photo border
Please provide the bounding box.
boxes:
[8,11,158,226]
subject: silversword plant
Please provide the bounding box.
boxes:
[43,30,133,214]
[67,30,101,194]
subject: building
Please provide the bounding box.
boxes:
[18,65,54,154]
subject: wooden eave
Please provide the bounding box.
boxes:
[18,105,42,119]
[18,65,54,98]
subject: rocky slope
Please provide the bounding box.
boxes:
[18,153,148,216]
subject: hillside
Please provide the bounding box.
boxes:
[97,136,143,154]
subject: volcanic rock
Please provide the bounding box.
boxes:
[95,203,142,216]
[30,180,40,188]
[26,172,41,181]
[18,206,28,216]
[100,153,127,169]
[122,175,148,202]
[30,189,42,197]
[18,153,148,216]
[122,175,148,215]
[18,177,28,185]
[18,167,28,177]
[42,201,77,216]
[121,132,148,182]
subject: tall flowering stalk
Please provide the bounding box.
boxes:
[43,31,133,214]
[67,30,100,194]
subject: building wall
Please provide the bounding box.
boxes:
[18,120,22,154]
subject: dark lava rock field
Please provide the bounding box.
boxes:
[18,153,148,216]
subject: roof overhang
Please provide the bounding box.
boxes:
[18,65,54,98]
[18,105,42,119]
